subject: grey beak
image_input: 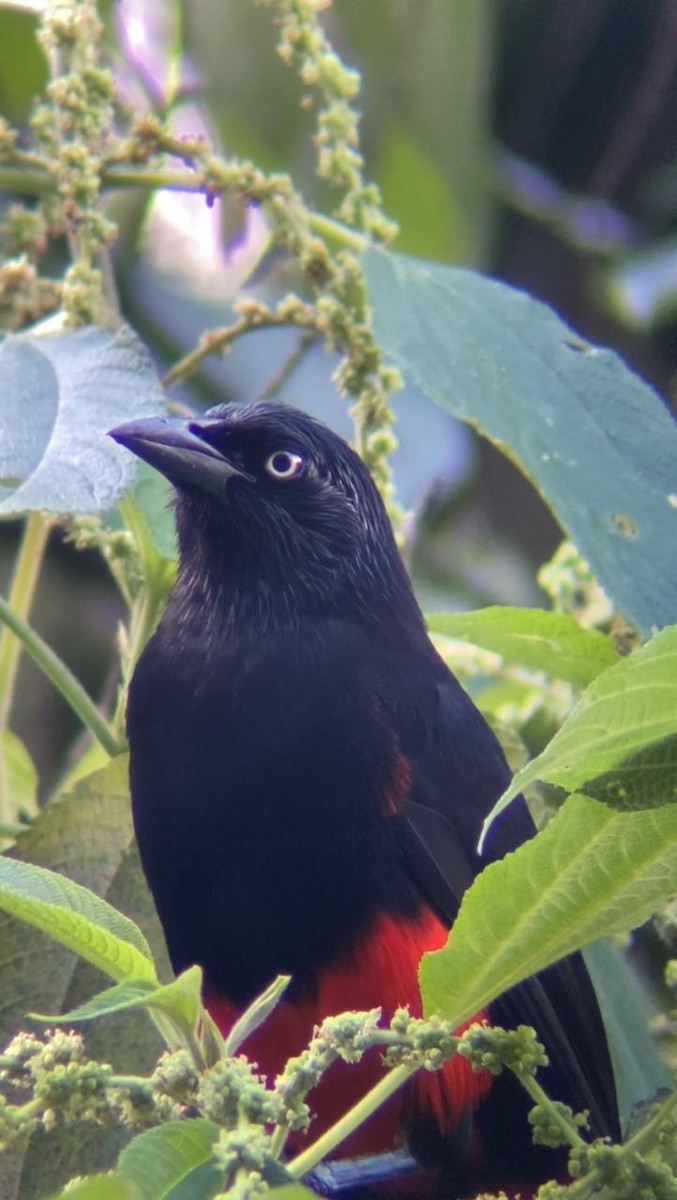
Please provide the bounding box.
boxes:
[108,416,253,498]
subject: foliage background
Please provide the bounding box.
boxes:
[2,0,677,795]
[0,2,676,1198]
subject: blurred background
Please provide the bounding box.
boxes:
[1,0,677,792]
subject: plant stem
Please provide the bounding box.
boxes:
[162,312,297,389]
[269,1121,290,1160]
[287,1062,418,1179]
[515,1069,588,1150]
[307,211,367,251]
[0,162,371,253]
[0,593,121,758]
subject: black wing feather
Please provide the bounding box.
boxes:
[386,650,620,1150]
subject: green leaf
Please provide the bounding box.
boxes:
[1,728,38,821]
[118,1120,220,1200]
[130,464,177,561]
[47,1173,141,1200]
[0,7,47,124]
[376,129,469,262]
[225,974,291,1055]
[420,794,677,1028]
[0,758,169,1199]
[583,940,673,1130]
[0,325,165,516]
[0,856,156,983]
[487,623,677,830]
[427,607,618,688]
[31,979,159,1024]
[269,1190,320,1200]
[364,248,677,635]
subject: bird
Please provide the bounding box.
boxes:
[109,401,619,1197]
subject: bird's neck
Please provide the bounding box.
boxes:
[170,538,425,647]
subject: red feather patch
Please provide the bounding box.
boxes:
[205,906,491,1158]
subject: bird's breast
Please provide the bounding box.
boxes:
[128,618,423,1004]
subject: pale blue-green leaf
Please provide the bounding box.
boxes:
[0,325,165,516]
[583,941,672,1132]
[364,247,677,635]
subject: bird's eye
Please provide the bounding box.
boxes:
[264,450,305,479]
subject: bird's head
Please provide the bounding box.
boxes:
[109,402,417,628]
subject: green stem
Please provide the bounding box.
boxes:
[269,1121,290,1160]
[0,593,121,758]
[307,211,367,252]
[515,1069,588,1150]
[117,494,174,662]
[287,1062,418,1179]
[0,163,370,253]
[0,166,54,194]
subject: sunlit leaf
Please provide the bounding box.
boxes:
[0,856,156,982]
[1,728,39,821]
[46,1173,141,1200]
[420,795,677,1028]
[487,623,677,830]
[1,759,169,1198]
[427,607,618,688]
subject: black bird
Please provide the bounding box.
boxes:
[110,402,618,1196]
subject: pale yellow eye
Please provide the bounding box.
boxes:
[264,450,305,479]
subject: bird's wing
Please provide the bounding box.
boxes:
[384,650,620,1143]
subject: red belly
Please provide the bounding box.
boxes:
[205,906,492,1158]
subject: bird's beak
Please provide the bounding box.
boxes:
[108,416,253,498]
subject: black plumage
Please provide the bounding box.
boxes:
[110,402,619,1193]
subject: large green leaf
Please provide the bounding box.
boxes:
[0,759,168,1200]
[0,856,156,983]
[117,1121,220,1200]
[486,623,677,830]
[0,325,165,516]
[420,794,677,1028]
[46,1175,141,1200]
[427,607,618,688]
[364,248,677,635]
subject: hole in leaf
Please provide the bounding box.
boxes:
[610,512,638,536]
